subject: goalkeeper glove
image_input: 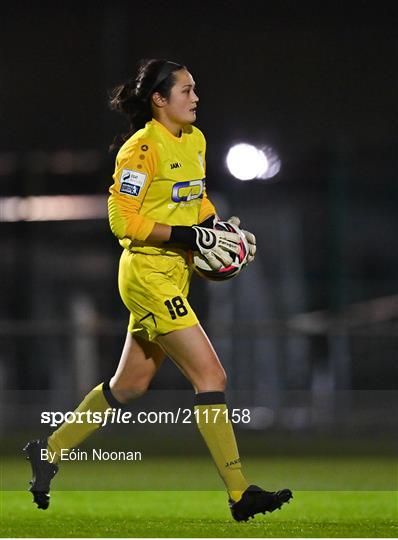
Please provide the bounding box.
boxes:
[227,216,256,263]
[167,224,240,270]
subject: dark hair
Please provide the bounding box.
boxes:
[109,59,185,150]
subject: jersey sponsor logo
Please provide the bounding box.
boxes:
[171,179,204,202]
[170,162,182,169]
[119,169,147,197]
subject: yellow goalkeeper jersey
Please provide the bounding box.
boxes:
[108,118,216,256]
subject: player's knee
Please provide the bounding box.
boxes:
[110,378,151,404]
[115,387,148,404]
[215,367,227,390]
[196,366,227,392]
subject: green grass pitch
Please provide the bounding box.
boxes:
[1,456,397,537]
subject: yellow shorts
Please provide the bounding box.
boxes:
[118,250,199,342]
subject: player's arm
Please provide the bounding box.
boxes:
[166,224,240,270]
[108,141,238,269]
[147,182,215,241]
[198,190,217,227]
[146,222,241,272]
[196,155,256,262]
[108,132,241,269]
[197,133,217,227]
[108,138,158,242]
[158,130,241,269]
[194,132,256,264]
[108,135,216,244]
[194,141,256,263]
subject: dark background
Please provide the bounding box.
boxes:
[0,1,397,441]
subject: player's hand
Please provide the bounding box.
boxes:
[192,225,241,270]
[227,216,256,263]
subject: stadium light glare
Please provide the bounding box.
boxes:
[226,143,281,181]
[257,145,281,179]
[226,144,266,180]
[0,195,107,222]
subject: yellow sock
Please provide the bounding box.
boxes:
[47,382,119,463]
[194,391,249,502]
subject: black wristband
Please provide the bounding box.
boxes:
[167,226,197,250]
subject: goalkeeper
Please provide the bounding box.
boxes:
[24,59,292,521]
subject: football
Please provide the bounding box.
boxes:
[189,221,249,281]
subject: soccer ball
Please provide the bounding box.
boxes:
[189,221,249,281]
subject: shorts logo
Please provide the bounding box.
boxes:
[172,179,204,202]
[119,169,147,196]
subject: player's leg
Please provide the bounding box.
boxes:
[110,333,165,402]
[157,324,292,521]
[157,324,247,500]
[47,332,165,459]
[24,332,165,509]
[157,323,226,392]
